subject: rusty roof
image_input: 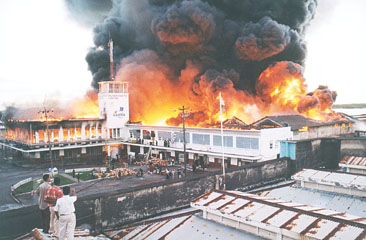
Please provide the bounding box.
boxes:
[109,209,263,240]
[292,169,366,192]
[191,190,366,240]
[340,156,366,167]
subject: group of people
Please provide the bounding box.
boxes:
[32,174,77,239]
[165,168,182,179]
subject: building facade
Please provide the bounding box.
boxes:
[0,81,358,168]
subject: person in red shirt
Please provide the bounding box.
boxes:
[44,177,63,237]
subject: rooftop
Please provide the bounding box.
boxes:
[256,185,366,217]
[292,169,366,193]
[108,209,262,240]
[192,190,366,240]
[251,114,353,131]
[340,155,366,168]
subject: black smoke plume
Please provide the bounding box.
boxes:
[78,0,317,92]
[65,0,113,27]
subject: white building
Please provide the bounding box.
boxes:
[123,124,292,167]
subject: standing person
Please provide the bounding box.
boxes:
[54,186,77,240]
[171,169,176,180]
[140,168,144,177]
[44,177,63,237]
[165,168,170,180]
[32,174,51,233]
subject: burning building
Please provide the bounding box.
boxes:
[0,79,293,166]
[0,77,354,168]
[0,0,359,166]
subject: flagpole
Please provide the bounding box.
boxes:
[219,92,226,190]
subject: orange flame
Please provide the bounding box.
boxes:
[12,60,340,127]
[114,58,342,127]
[70,90,99,119]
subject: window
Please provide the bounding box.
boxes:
[143,130,151,139]
[53,129,59,137]
[69,128,75,138]
[192,134,210,145]
[85,127,90,137]
[109,84,114,93]
[213,135,233,147]
[158,131,171,140]
[236,137,259,150]
[63,129,68,139]
[76,128,81,138]
[91,127,96,137]
[129,129,140,138]
[113,129,116,138]
[173,132,190,143]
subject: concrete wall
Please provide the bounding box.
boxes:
[0,158,289,237]
[340,138,366,158]
[295,123,353,140]
[293,138,340,171]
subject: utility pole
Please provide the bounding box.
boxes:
[108,36,114,81]
[178,106,190,174]
[219,93,226,190]
[39,108,53,169]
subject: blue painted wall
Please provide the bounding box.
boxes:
[280,141,296,160]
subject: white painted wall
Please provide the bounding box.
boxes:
[126,125,293,161]
[259,127,293,161]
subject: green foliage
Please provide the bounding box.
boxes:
[55,174,75,185]
[13,180,40,195]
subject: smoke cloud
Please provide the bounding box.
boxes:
[64,0,113,27]
[65,0,344,125]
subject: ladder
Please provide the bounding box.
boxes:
[145,146,152,161]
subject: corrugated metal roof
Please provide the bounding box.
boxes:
[292,169,366,191]
[116,213,264,240]
[192,190,366,240]
[257,185,366,217]
[340,156,366,167]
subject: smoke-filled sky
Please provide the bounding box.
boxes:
[0,0,365,111]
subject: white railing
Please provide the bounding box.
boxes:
[13,177,32,189]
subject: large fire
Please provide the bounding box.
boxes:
[111,58,342,127]
[70,90,99,119]
[5,61,340,127]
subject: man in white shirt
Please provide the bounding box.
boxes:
[54,186,77,240]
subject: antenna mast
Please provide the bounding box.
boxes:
[108,36,114,81]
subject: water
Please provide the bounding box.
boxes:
[333,108,366,116]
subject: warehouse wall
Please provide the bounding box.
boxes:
[293,138,340,171]
[340,138,366,157]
